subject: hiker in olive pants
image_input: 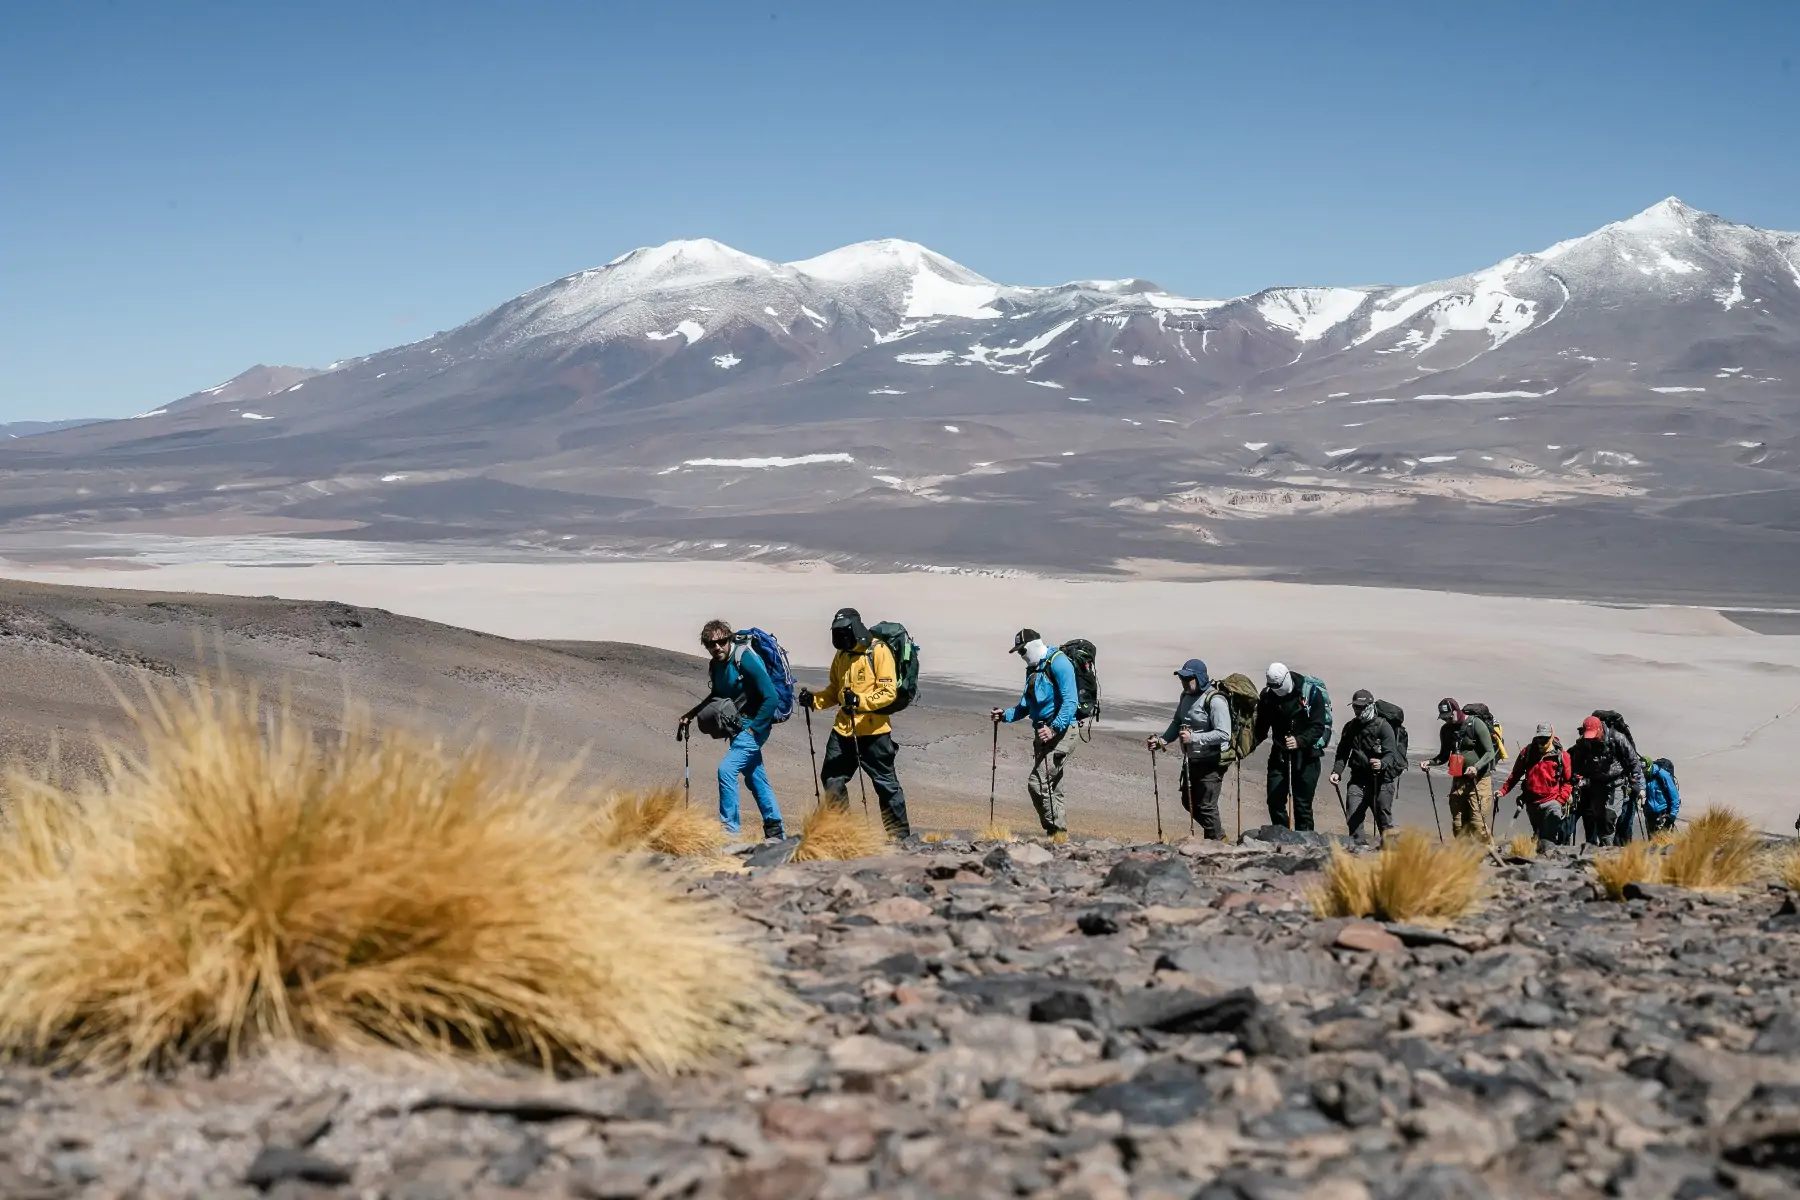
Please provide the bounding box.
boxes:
[993,628,1079,836]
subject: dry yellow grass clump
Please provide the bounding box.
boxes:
[1506,833,1539,860]
[1309,830,1485,924]
[1592,841,1658,901]
[593,783,725,857]
[1660,808,1762,890]
[1591,807,1765,900]
[791,803,886,862]
[977,822,1013,843]
[920,832,949,844]
[1774,844,1800,892]
[0,685,778,1072]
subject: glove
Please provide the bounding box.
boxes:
[842,691,860,711]
[797,687,814,707]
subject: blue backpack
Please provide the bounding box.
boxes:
[1644,757,1681,822]
[733,629,797,724]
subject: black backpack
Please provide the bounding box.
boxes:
[1055,639,1100,724]
[1372,699,1409,767]
[867,621,921,715]
[1592,709,1636,751]
[1461,701,1505,760]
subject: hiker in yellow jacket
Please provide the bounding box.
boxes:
[797,607,911,837]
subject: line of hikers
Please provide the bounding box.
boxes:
[674,616,1680,849]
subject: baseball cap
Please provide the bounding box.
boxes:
[1351,688,1374,707]
[1580,715,1603,739]
[1011,628,1041,656]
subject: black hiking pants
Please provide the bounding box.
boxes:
[1267,750,1322,832]
[1578,778,1627,845]
[821,731,910,838]
[1344,769,1395,842]
[1180,758,1226,840]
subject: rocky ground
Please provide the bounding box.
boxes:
[6,830,1800,1200]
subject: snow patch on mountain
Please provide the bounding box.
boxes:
[646,320,706,344]
[1256,287,1368,342]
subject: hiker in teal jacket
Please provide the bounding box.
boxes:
[677,619,783,841]
[991,629,1079,837]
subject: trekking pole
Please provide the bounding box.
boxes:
[1149,745,1164,844]
[989,719,1000,828]
[844,703,871,822]
[1234,761,1242,841]
[1331,776,1349,829]
[1184,755,1195,839]
[1286,750,1296,830]
[804,705,821,807]
[682,728,691,808]
[1422,765,1444,842]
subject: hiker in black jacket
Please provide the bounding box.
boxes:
[1252,663,1332,831]
[1330,689,1399,844]
[1570,714,1645,845]
[1147,658,1232,840]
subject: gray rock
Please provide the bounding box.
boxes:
[1155,936,1347,990]
[745,836,802,867]
[1100,855,1194,903]
[1071,1060,1211,1127]
[243,1147,353,1189]
[1113,986,1261,1035]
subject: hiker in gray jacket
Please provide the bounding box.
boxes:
[1147,658,1231,839]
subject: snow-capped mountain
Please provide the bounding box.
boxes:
[5,198,1798,595]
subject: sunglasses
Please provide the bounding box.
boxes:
[702,637,730,648]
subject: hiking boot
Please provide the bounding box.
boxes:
[762,818,785,841]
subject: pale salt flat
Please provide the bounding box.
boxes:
[1652,386,1707,394]
[673,454,855,470]
[241,413,271,420]
[5,556,1795,828]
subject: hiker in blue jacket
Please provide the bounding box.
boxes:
[677,619,784,841]
[991,628,1079,837]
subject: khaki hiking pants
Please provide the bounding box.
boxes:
[1448,773,1493,841]
[1027,727,1074,835]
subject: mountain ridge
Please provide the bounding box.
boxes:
[2,196,1796,594]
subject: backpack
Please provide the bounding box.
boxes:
[866,621,921,715]
[1524,744,1573,803]
[1461,702,1506,760]
[1593,709,1637,752]
[1210,673,1261,766]
[731,628,797,723]
[1372,699,1409,771]
[1058,639,1100,724]
[1644,757,1681,821]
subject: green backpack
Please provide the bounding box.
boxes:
[1210,673,1261,766]
[866,621,921,715]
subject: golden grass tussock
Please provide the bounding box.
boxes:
[1506,832,1539,860]
[1773,844,1800,892]
[0,684,779,1073]
[791,803,886,863]
[1592,841,1659,901]
[976,822,1013,843]
[1659,807,1762,891]
[1309,830,1485,924]
[592,783,725,857]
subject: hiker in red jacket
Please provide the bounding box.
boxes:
[1500,723,1575,846]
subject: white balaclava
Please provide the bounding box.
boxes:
[1023,639,1049,666]
[1266,662,1293,696]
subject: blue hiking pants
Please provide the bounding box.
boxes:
[718,725,782,835]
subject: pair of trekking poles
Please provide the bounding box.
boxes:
[1146,742,1247,844]
[679,697,872,824]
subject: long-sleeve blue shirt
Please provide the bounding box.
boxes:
[709,644,778,734]
[1002,649,1079,733]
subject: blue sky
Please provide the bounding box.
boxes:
[3,0,1796,421]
